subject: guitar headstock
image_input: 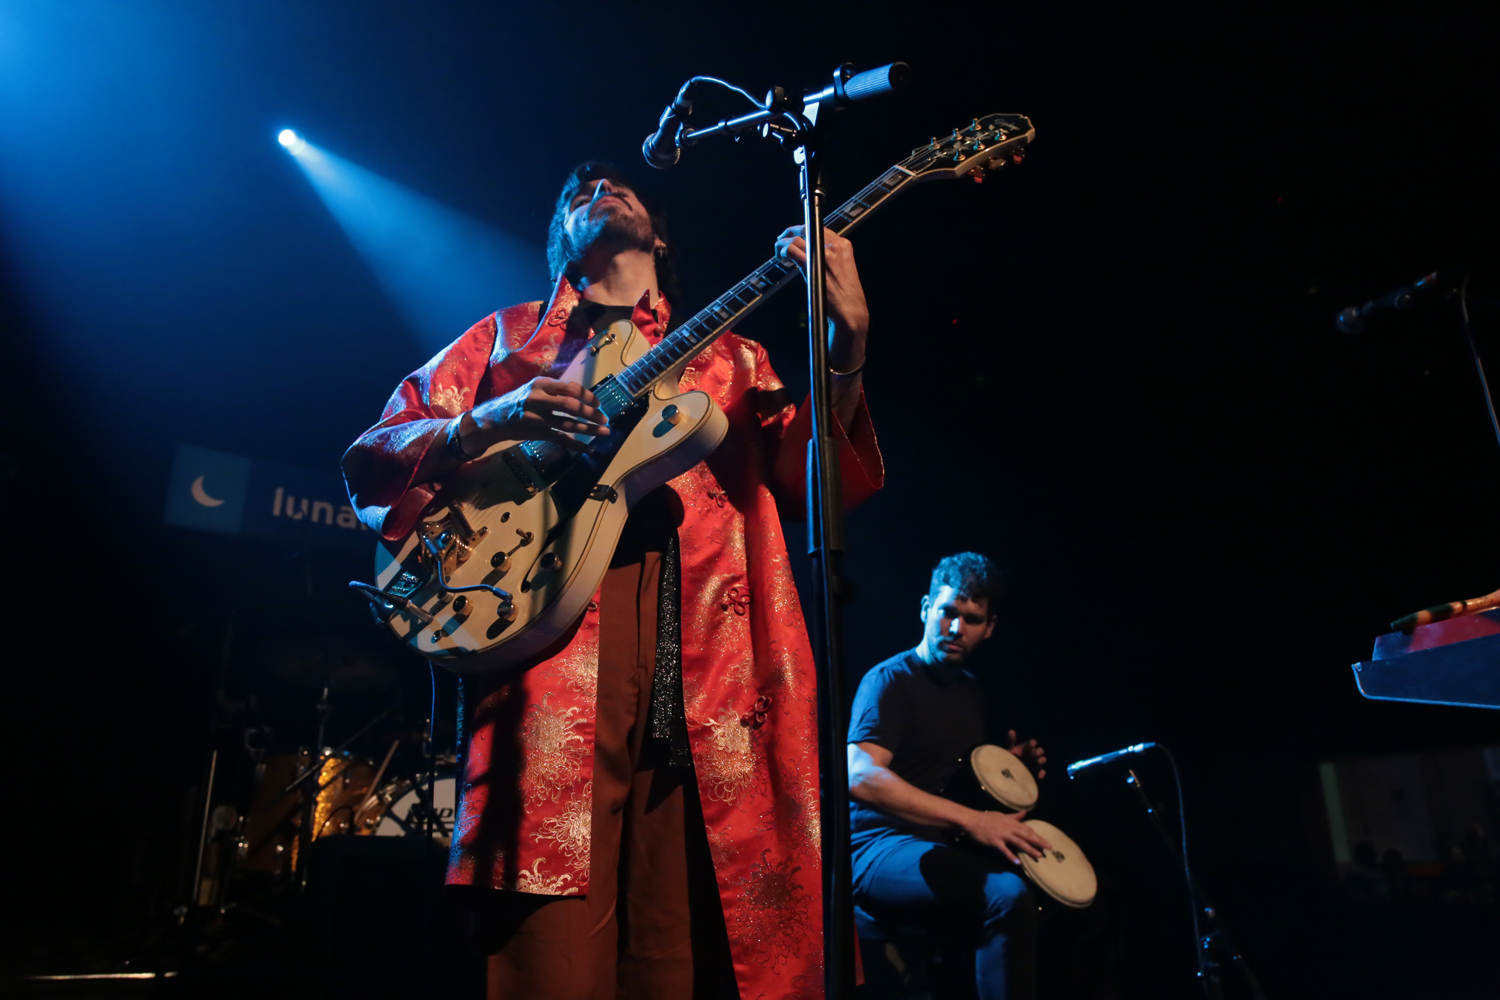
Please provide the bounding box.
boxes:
[902,113,1035,184]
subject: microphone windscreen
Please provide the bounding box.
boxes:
[844,62,911,103]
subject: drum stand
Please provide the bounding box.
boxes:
[276,686,392,887]
[1124,768,1268,1000]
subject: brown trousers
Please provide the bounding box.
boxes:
[480,554,737,1000]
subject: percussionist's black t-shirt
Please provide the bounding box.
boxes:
[847,649,987,847]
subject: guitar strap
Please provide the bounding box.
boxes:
[646,530,693,770]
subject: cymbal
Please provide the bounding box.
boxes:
[258,634,397,694]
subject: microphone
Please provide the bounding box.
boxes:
[1335,269,1465,335]
[801,62,911,111]
[642,80,697,169]
[1066,742,1156,779]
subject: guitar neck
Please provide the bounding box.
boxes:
[612,163,922,398]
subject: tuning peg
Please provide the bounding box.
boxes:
[970,168,986,184]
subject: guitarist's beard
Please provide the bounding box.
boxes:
[564,209,656,270]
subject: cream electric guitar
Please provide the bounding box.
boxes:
[356,113,1035,675]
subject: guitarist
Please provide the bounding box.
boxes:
[342,162,881,999]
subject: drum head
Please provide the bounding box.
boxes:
[1018,820,1096,909]
[970,744,1040,811]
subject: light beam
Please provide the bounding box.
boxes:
[285,142,546,350]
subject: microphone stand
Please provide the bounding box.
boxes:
[797,120,857,1000]
[677,74,870,999]
[1123,767,1267,1000]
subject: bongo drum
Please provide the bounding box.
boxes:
[946,744,1040,812]
[1017,819,1096,909]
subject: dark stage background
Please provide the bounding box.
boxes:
[3,1,1499,997]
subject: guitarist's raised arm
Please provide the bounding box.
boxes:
[773,225,869,431]
[763,225,883,514]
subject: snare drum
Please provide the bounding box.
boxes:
[1017,819,1096,909]
[945,744,1040,812]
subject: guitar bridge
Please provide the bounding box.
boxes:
[419,514,488,580]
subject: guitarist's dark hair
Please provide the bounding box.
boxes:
[546,162,681,322]
[927,552,1005,614]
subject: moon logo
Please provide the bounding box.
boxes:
[190,475,226,508]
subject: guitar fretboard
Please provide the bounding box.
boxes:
[612,163,921,399]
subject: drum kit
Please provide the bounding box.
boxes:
[192,638,457,911]
[237,746,455,878]
[948,743,1097,911]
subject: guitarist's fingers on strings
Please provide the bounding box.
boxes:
[471,377,610,453]
[774,225,870,343]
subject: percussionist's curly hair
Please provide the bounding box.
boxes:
[927,552,1004,612]
[545,162,681,316]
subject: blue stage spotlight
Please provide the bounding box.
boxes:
[277,129,304,152]
[286,142,546,350]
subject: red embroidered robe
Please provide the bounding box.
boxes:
[341,276,882,998]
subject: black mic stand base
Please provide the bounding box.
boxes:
[1125,768,1268,1000]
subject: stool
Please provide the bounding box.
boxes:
[855,904,978,1000]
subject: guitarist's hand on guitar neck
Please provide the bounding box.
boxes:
[776,225,869,429]
[458,377,610,462]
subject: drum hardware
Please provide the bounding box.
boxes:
[279,705,392,804]
[191,750,219,908]
[352,738,402,831]
[372,774,457,844]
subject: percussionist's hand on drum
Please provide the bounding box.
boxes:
[1007,729,1048,781]
[961,808,1052,865]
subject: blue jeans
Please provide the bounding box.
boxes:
[853,833,1038,1000]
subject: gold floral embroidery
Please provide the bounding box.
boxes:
[534,781,592,876]
[705,822,742,871]
[430,384,469,416]
[764,753,821,859]
[514,858,577,895]
[519,693,588,806]
[727,848,810,971]
[550,642,598,703]
[699,708,758,803]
